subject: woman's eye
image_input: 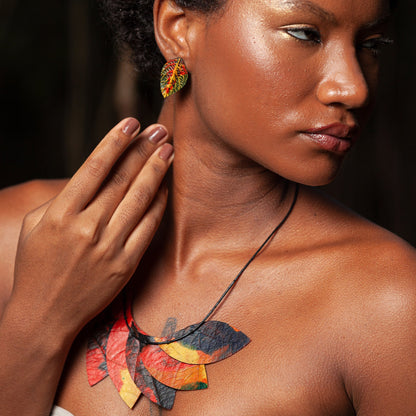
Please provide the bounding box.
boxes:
[359,37,394,57]
[285,28,322,44]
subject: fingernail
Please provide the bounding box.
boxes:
[148,126,168,144]
[158,143,174,161]
[122,118,140,136]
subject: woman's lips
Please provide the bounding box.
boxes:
[302,123,358,153]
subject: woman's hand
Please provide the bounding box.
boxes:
[10,118,173,339]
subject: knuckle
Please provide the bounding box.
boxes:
[116,211,131,228]
[110,168,130,187]
[134,140,151,160]
[23,208,38,225]
[97,190,116,208]
[61,178,83,201]
[117,253,136,275]
[96,240,117,261]
[122,261,136,276]
[85,157,106,179]
[132,185,153,207]
[108,131,129,150]
[149,161,165,176]
[43,210,68,231]
[21,211,38,233]
[77,222,100,245]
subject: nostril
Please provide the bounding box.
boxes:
[316,70,370,110]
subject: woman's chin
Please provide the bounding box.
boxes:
[268,154,345,187]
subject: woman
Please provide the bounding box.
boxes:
[0,0,415,414]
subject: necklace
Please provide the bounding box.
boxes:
[86,184,299,409]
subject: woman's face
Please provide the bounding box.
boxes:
[188,0,391,185]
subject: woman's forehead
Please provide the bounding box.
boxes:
[227,0,390,15]
[222,0,391,26]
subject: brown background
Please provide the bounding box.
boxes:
[0,0,415,246]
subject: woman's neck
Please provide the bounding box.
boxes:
[155,102,294,271]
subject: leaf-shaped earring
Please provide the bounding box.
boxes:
[160,57,189,98]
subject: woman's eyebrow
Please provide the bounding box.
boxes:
[278,0,337,24]
[360,14,392,31]
[274,1,391,31]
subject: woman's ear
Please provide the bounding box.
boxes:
[153,0,203,70]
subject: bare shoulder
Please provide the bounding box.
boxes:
[298,187,416,414]
[300,185,416,315]
[0,179,67,214]
[298,185,416,273]
[339,234,416,415]
[0,179,68,311]
[0,179,68,233]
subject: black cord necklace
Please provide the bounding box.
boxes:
[87,183,299,410]
[128,182,299,346]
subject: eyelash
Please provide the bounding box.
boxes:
[285,27,322,44]
[358,37,394,57]
[284,27,394,56]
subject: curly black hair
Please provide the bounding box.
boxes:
[98,0,226,77]
[99,0,398,77]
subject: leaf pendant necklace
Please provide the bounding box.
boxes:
[86,184,299,410]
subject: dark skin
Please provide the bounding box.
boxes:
[0,0,416,415]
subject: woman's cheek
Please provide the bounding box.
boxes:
[192,28,296,142]
[188,10,345,184]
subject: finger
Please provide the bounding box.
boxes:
[107,143,174,242]
[51,118,141,215]
[123,184,169,259]
[84,124,168,224]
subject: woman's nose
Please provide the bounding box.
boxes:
[316,48,370,110]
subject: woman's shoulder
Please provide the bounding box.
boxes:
[298,185,416,268]
[293,187,416,408]
[0,179,68,228]
[295,185,416,328]
[325,221,416,411]
[0,178,67,201]
[0,179,68,311]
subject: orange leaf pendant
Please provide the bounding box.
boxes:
[160,57,189,98]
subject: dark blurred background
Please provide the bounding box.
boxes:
[0,0,415,245]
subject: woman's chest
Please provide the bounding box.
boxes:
[55,316,354,416]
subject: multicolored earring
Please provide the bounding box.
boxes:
[160,57,189,98]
